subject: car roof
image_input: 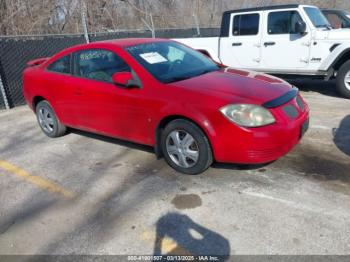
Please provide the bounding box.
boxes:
[98,38,170,47]
[223,4,301,15]
[59,38,171,55]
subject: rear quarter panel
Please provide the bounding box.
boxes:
[23,66,50,111]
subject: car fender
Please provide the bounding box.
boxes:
[156,102,218,140]
[153,104,218,158]
[320,44,350,71]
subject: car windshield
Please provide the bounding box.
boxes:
[125,41,220,83]
[304,7,331,28]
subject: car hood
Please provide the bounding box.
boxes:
[169,68,293,105]
[315,28,350,40]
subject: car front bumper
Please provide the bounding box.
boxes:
[211,96,309,164]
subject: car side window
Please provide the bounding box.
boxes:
[232,13,260,36]
[74,49,131,83]
[47,55,71,74]
[268,11,303,34]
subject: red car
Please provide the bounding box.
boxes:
[23,38,309,175]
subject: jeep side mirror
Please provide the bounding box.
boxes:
[295,21,307,34]
[112,71,140,88]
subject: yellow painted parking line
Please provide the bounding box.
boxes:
[0,160,74,198]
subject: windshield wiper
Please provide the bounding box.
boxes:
[196,68,219,76]
[164,67,219,83]
[164,75,193,83]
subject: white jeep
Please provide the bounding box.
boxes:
[175,4,350,98]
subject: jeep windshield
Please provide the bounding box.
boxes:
[340,10,350,27]
[304,7,332,29]
[125,41,220,83]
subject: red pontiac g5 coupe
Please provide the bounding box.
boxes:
[23,38,309,175]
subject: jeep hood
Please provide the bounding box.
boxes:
[316,28,350,40]
[169,68,293,105]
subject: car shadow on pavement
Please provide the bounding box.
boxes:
[70,128,154,153]
[289,79,340,98]
[71,129,272,173]
[71,128,270,173]
[153,212,230,259]
[212,162,270,171]
[333,115,350,157]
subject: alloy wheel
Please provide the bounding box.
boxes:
[166,130,199,168]
[38,107,55,133]
[344,70,350,91]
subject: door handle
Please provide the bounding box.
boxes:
[232,42,242,46]
[264,41,276,47]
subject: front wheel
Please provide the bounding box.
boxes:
[336,61,350,99]
[161,119,213,175]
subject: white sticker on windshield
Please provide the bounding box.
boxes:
[139,52,167,64]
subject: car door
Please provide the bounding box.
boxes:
[219,11,262,69]
[44,54,80,126]
[70,48,150,143]
[260,9,311,71]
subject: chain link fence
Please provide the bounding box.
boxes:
[0,34,86,109]
[0,28,219,109]
[0,63,8,109]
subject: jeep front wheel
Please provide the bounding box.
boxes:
[336,60,350,99]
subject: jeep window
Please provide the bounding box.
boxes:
[304,7,331,29]
[233,14,260,36]
[47,55,71,74]
[268,11,304,34]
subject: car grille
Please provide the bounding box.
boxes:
[282,95,305,119]
[282,104,299,119]
[296,96,305,111]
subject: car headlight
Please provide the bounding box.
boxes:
[220,104,275,127]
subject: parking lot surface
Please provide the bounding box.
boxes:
[0,81,350,255]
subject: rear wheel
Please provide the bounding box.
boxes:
[161,119,213,175]
[36,100,66,138]
[336,61,350,99]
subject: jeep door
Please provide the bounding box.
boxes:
[260,9,311,71]
[219,11,263,69]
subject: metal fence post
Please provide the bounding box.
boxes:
[150,14,155,38]
[81,1,90,43]
[193,14,201,36]
[0,71,10,109]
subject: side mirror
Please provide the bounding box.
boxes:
[341,21,346,28]
[295,20,307,34]
[112,71,139,88]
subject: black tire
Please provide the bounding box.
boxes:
[35,100,66,138]
[161,119,213,175]
[336,60,350,99]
